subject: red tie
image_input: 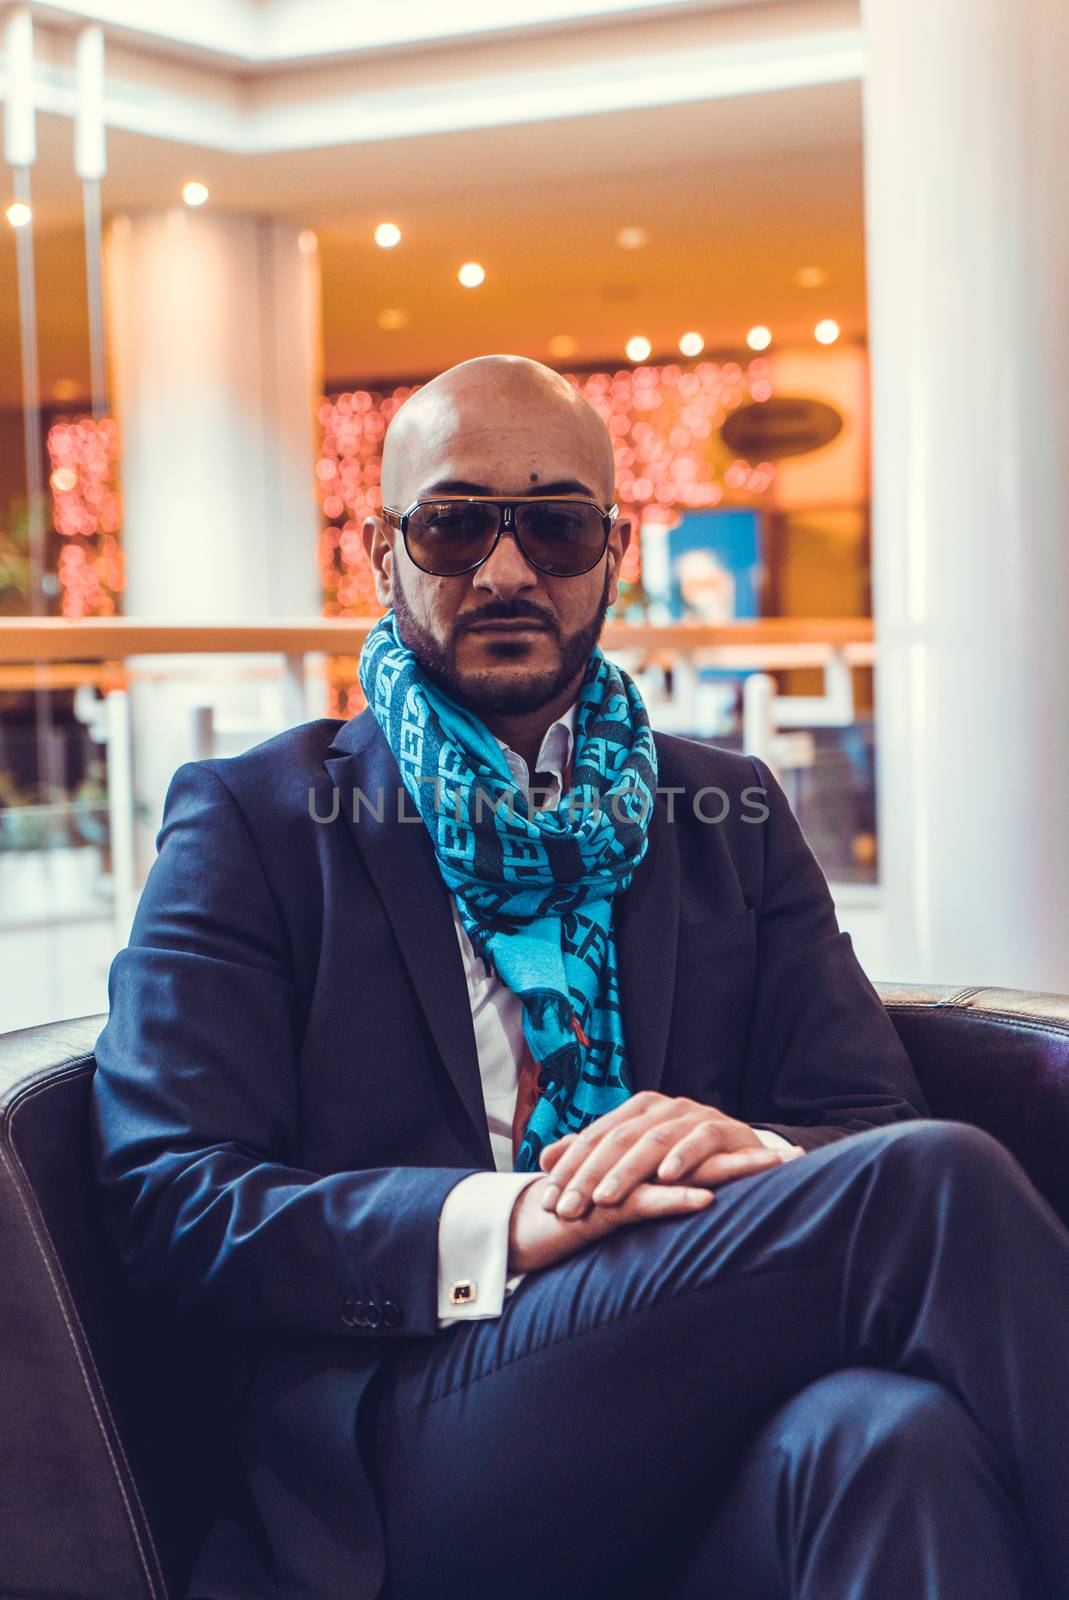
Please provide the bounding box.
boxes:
[511,1037,543,1165]
[511,1013,589,1164]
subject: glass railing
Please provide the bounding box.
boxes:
[0,616,877,1031]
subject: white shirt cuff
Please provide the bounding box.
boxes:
[752,1126,804,1159]
[437,1170,542,1326]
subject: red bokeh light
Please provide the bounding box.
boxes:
[47,415,125,617]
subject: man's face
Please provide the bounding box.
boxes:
[364,371,629,717]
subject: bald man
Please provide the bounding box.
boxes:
[91,356,1068,1600]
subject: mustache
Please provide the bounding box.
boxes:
[459,604,558,635]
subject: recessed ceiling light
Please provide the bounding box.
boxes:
[679,331,704,357]
[5,200,32,228]
[377,308,410,331]
[374,222,401,249]
[625,335,652,362]
[795,265,827,289]
[458,261,486,288]
[746,325,773,351]
[616,226,649,250]
[814,318,841,345]
[548,334,577,359]
[182,181,209,207]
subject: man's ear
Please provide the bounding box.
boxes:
[362,516,394,607]
[606,512,633,606]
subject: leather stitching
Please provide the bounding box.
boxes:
[883,1003,1069,1044]
[937,986,983,1006]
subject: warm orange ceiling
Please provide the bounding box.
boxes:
[0,78,865,404]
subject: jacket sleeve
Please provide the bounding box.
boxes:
[89,759,481,1341]
[738,754,929,1151]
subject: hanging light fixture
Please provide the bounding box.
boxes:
[3,6,47,616]
[76,24,108,419]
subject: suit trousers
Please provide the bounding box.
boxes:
[362,1120,1069,1600]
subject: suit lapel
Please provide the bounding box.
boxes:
[324,711,492,1163]
[614,781,680,1093]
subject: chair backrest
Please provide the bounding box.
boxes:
[2,989,1068,1597]
[875,983,1069,1227]
[0,1014,230,1600]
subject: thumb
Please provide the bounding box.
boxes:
[539,1134,578,1173]
[617,1182,716,1221]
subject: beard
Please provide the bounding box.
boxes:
[390,565,612,715]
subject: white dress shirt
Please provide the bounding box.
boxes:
[436,700,799,1326]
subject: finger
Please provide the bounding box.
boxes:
[655,1118,732,1180]
[688,1147,785,1188]
[539,1121,630,1211]
[538,1135,600,1203]
[588,1118,705,1206]
[552,1090,668,1168]
[538,1121,624,1208]
[538,1135,577,1173]
[550,1115,694,1217]
[540,1095,686,1211]
[620,1182,715,1219]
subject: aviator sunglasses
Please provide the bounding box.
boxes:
[381,494,619,578]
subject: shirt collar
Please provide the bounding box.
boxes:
[493,698,578,788]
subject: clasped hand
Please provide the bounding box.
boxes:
[507,1093,792,1275]
[539,1091,786,1218]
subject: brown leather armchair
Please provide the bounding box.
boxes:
[3,989,1069,1599]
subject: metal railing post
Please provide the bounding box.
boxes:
[105,688,137,945]
[190,705,215,760]
[743,672,777,772]
[281,652,308,726]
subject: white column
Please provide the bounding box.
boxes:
[106,210,324,875]
[862,0,1069,992]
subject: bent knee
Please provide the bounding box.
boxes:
[867,1116,1020,1182]
[773,1369,989,1473]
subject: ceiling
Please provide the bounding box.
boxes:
[0,76,866,403]
[30,0,750,69]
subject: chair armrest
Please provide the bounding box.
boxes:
[876,984,1069,1229]
[0,1014,179,1599]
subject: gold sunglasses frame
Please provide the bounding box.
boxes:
[381,494,619,577]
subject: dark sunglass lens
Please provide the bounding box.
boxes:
[516,501,606,573]
[406,502,499,573]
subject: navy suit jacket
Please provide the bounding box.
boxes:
[90,708,927,1600]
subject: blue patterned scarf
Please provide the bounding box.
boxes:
[359,609,658,1171]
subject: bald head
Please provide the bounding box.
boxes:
[363,352,630,742]
[380,354,616,510]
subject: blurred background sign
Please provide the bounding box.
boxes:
[721,396,843,459]
[667,510,763,621]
